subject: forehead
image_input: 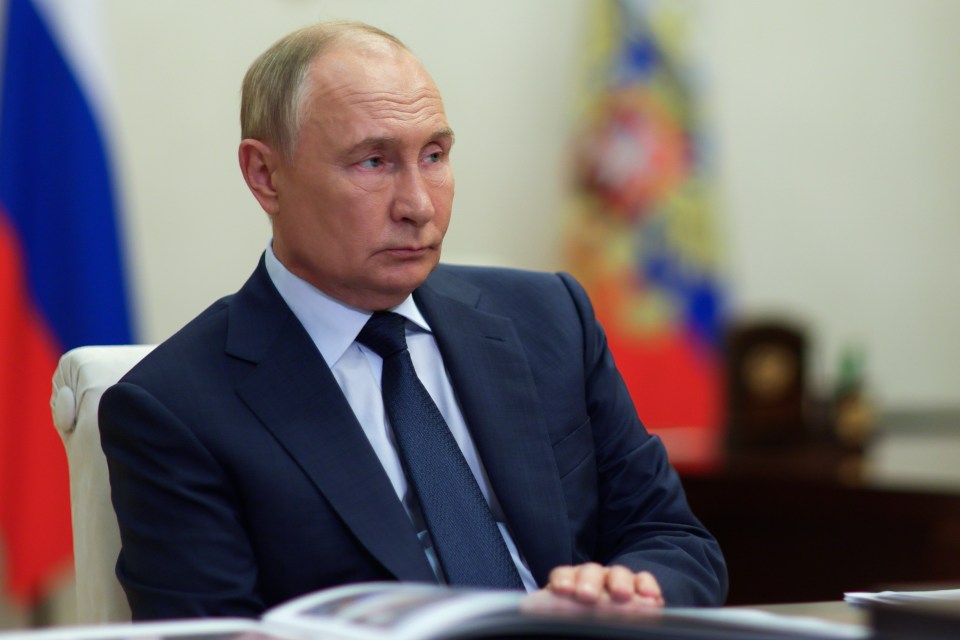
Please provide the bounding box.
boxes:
[303,40,448,141]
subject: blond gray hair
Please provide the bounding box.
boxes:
[240,21,407,158]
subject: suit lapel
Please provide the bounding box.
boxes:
[226,260,436,583]
[415,269,571,585]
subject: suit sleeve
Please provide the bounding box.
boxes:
[99,381,264,620]
[557,272,729,606]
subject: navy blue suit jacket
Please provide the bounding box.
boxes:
[99,259,727,619]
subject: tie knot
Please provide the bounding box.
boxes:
[356,311,408,358]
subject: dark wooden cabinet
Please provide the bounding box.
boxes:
[681,456,960,605]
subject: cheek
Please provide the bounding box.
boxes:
[431,171,455,218]
[435,201,453,232]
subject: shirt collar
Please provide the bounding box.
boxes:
[264,243,431,367]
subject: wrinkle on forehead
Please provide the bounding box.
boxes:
[302,46,447,137]
[309,37,438,104]
[343,89,446,124]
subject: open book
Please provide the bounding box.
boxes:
[0,582,867,640]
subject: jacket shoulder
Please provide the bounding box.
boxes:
[430,263,592,315]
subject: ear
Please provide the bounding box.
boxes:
[238,139,282,217]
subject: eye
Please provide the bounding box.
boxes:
[358,156,384,169]
[423,148,444,164]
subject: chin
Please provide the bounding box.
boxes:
[403,255,440,281]
[395,270,434,294]
[381,266,436,299]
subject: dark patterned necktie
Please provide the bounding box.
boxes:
[356,311,523,589]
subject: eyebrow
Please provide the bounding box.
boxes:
[347,127,456,155]
[432,127,456,144]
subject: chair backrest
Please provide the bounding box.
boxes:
[50,345,156,624]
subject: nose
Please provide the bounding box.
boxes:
[391,164,435,225]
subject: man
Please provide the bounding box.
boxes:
[99,21,727,621]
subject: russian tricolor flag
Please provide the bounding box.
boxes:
[1,0,133,606]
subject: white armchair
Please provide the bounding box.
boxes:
[50,345,155,624]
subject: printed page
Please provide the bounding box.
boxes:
[263,582,522,640]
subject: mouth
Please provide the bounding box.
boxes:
[382,244,435,258]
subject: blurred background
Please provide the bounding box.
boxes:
[2,0,960,628]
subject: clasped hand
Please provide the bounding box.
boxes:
[524,563,664,613]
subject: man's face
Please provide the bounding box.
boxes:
[270,41,454,310]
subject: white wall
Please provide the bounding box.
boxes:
[99,0,960,409]
[695,0,960,407]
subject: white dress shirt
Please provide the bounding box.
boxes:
[264,245,536,590]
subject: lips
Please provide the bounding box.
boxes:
[382,245,433,258]
[385,239,438,252]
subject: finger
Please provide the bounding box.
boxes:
[635,571,665,606]
[605,565,638,602]
[572,562,607,603]
[547,565,578,595]
[521,589,592,614]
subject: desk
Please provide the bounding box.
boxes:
[681,441,960,606]
[751,601,865,627]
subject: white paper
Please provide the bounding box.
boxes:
[844,588,960,606]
